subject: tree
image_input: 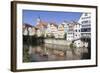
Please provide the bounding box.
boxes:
[70,43,76,49]
[64,33,67,40]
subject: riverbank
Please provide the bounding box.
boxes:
[44,39,71,46]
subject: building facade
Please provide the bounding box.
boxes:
[73,22,81,47]
[36,17,47,37]
[78,13,91,38]
[23,23,34,36]
[66,22,75,41]
[74,22,81,40]
[58,24,65,39]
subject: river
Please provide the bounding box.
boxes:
[23,43,90,62]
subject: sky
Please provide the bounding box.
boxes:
[23,10,82,26]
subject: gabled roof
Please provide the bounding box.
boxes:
[36,21,48,29]
[50,23,58,28]
[23,23,33,27]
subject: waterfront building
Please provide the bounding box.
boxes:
[23,23,36,36]
[49,23,58,38]
[28,27,33,36]
[32,27,36,36]
[36,29,42,37]
[65,21,82,47]
[73,22,81,47]
[62,21,69,40]
[78,13,91,38]
[73,22,81,40]
[36,17,47,37]
[58,24,65,39]
[23,24,28,36]
[45,23,52,37]
[36,17,47,29]
[66,22,75,41]
[23,23,33,36]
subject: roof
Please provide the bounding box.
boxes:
[36,21,48,29]
[50,23,58,27]
[23,23,33,27]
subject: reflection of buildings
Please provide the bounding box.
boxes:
[78,13,91,38]
[27,44,89,62]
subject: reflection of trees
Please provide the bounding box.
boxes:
[64,33,67,40]
[23,45,30,62]
[23,35,45,46]
[70,43,76,49]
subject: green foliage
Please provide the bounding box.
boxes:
[70,43,76,49]
[64,33,67,40]
[23,48,30,62]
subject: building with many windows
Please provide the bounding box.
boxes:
[58,24,65,39]
[78,13,91,38]
[66,22,75,41]
[73,22,81,47]
[23,23,34,36]
[36,17,48,37]
[74,21,81,40]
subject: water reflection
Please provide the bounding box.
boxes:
[23,44,90,62]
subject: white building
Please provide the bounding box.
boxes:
[78,13,91,38]
[66,22,74,41]
[73,22,81,47]
[65,21,82,47]
[45,23,52,37]
[45,23,58,38]
[62,21,68,40]
[23,23,36,36]
[74,22,81,40]
[36,29,42,37]
[28,27,36,36]
[58,24,64,39]
[50,23,58,38]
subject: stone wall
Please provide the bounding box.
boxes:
[44,39,71,46]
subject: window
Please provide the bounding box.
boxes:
[82,20,89,24]
[82,25,91,27]
[81,28,91,32]
[85,13,88,16]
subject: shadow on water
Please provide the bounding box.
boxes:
[81,39,91,59]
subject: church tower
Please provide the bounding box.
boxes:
[37,16,41,25]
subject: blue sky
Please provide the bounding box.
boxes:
[23,10,82,26]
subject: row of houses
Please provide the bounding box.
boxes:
[23,19,81,40]
[23,13,91,47]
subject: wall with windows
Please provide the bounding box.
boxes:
[78,13,91,37]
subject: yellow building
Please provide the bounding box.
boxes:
[50,23,58,38]
[58,24,65,39]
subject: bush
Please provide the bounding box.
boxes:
[70,43,76,49]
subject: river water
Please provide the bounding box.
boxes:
[23,44,90,62]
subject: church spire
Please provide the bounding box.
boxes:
[37,16,41,22]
